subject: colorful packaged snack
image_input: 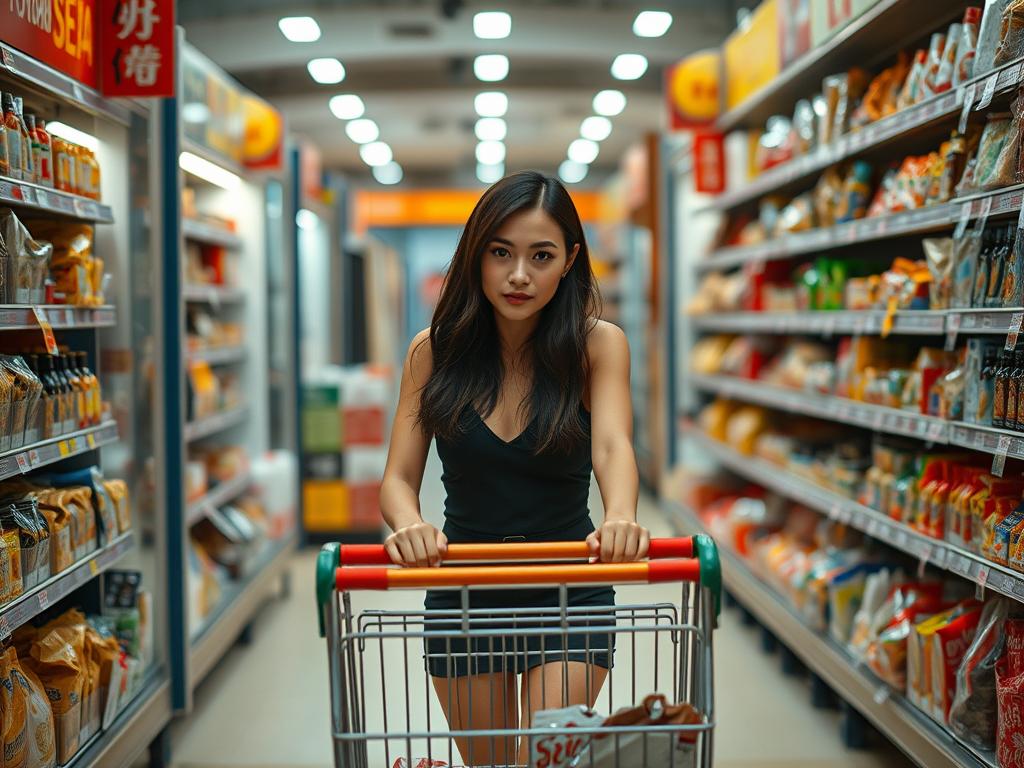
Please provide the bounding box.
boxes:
[951,598,1009,749]
[898,50,929,110]
[932,601,985,721]
[16,661,57,768]
[955,7,984,85]
[920,33,948,99]
[27,622,85,764]
[934,23,963,94]
[0,646,29,768]
[996,619,1024,767]
[977,0,1014,77]
[995,0,1024,66]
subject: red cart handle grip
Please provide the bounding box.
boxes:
[335,558,701,591]
[337,536,695,566]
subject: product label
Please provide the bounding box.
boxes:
[1008,313,1023,351]
[977,73,1000,111]
[960,83,977,133]
[993,435,1012,477]
[5,129,22,180]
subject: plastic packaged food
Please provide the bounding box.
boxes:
[924,238,954,309]
[995,0,1024,66]
[969,114,1013,193]
[27,622,86,764]
[819,76,842,146]
[17,661,57,768]
[835,162,872,223]
[898,50,929,110]
[776,194,815,233]
[852,53,911,127]
[920,33,948,99]
[792,99,816,156]
[0,208,51,304]
[956,8,984,85]
[1,646,29,768]
[935,24,963,94]
[977,0,1013,77]
[813,167,842,227]
[996,619,1024,767]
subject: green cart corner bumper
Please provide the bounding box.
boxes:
[317,543,340,638]
[693,534,721,624]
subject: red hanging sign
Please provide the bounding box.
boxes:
[98,0,175,97]
[692,132,725,195]
[1,0,99,87]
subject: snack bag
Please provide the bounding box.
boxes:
[995,0,1024,66]
[28,623,85,764]
[931,601,984,721]
[951,598,1009,748]
[12,657,56,768]
[102,479,131,535]
[997,619,1024,767]
[1,646,29,768]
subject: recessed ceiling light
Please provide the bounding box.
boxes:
[568,138,599,165]
[296,209,319,230]
[475,117,507,142]
[473,11,511,39]
[474,54,509,82]
[278,16,321,42]
[328,94,365,120]
[307,58,345,84]
[580,116,612,142]
[476,140,506,165]
[373,162,404,185]
[593,89,627,116]
[611,53,648,80]
[346,118,379,144]
[559,160,588,184]
[633,11,673,37]
[360,141,393,167]
[475,91,508,117]
[477,162,504,184]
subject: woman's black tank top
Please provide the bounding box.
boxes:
[434,404,592,541]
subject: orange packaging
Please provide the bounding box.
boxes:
[0,646,29,768]
[27,622,85,764]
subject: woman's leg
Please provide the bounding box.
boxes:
[516,661,608,764]
[432,672,519,766]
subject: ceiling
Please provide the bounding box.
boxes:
[179,1,738,187]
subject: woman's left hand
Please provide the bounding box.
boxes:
[586,518,650,562]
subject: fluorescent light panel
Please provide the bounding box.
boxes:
[611,53,648,80]
[278,16,321,42]
[178,151,241,190]
[473,11,511,39]
[633,11,673,37]
[475,91,508,117]
[307,57,345,84]
[45,121,99,152]
[474,54,509,82]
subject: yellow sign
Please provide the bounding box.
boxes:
[723,0,781,110]
[667,50,720,128]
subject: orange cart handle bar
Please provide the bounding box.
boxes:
[334,559,701,591]
[336,536,695,566]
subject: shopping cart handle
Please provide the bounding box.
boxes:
[335,536,697,566]
[335,559,702,590]
[317,543,340,637]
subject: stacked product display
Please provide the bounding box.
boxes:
[673,1,1024,765]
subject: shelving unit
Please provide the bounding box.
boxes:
[183,405,250,443]
[182,218,245,249]
[188,345,248,366]
[185,471,253,526]
[665,499,998,768]
[0,27,172,767]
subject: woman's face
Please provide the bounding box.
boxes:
[480,206,580,324]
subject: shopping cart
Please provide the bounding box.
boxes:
[316,535,721,768]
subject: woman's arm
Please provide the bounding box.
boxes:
[380,328,448,566]
[585,321,650,562]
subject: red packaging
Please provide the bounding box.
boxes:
[997,620,1024,767]
[932,601,983,720]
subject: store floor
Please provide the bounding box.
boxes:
[168,452,914,768]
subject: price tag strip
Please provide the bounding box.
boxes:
[31,307,58,356]
[993,434,1013,477]
[977,72,1000,111]
[1007,312,1024,350]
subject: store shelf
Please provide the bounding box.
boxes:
[184,406,249,443]
[700,203,956,273]
[0,176,114,223]
[711,90,961,212]
[685,427,1024,604]
[188,345,247,366]
[0,305,116,330]
[185,471,253,527]
[0,421,118,481]
[949,422,1024,464]
[182,219,244,249]
[691,310,945,336]
[183,284,247,305]
[716,0,965,133]
[0,42,134,126]
[664,498,996,768]
[189,532,296,690]
[64,673,170,768]
[690,373,950,443]
[0,531,134,638]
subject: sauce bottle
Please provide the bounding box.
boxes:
[994,350,1011,428]
[1006,350,1023,431]
[30,117,52,188]
[53,137,74,193]
[3,93,23,181]
[77,353,100,425]
[72,352,95,425]
[0,91,9,178]
[981,345,1001,425]
[14,97,33,182]
[974,228,996,308]
[59,352,84,429]
[85,149,100,200]
[35,355,62,438]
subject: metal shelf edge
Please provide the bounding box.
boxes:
[185,472,253,527]
[183,406,249,442]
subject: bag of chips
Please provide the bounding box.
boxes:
[1,646,29,768]
[12,656,56,768]
[28,623,86,764]
[951,599,1009,749]
[997,619,1024,767]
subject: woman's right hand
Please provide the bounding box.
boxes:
[384,521,448,567]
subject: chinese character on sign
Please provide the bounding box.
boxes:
[117,0,161,41]
[122,44,161,86]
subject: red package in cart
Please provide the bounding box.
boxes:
[392,759,460,768]
[997,620,1024,767]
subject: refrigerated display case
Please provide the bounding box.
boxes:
[0,37,172,767]
[162,40,298,712]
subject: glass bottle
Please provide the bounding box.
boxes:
[74,352,98,425]
[974,228,997,308]
[59,352,84,429]
[994,350,1011,428]
[3,93,22,181]
[30,116,52,188]
[0,91,8,178]
[981,346,1001,426]
[36,355,61,438]
[1006,350,1023,431]
[14,97,33,182]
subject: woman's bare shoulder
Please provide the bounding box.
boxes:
[585,319,628,361]
[406,328,433,385]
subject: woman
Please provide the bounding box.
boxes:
[380,170,648,766]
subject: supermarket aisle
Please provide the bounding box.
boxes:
[169,446,912,768]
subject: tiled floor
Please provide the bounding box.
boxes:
[168,449,914,768]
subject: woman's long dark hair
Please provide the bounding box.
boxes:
[416,170,600,454]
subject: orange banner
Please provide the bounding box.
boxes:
[354,188,602,232]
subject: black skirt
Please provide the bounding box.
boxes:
[423,518,617,678]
